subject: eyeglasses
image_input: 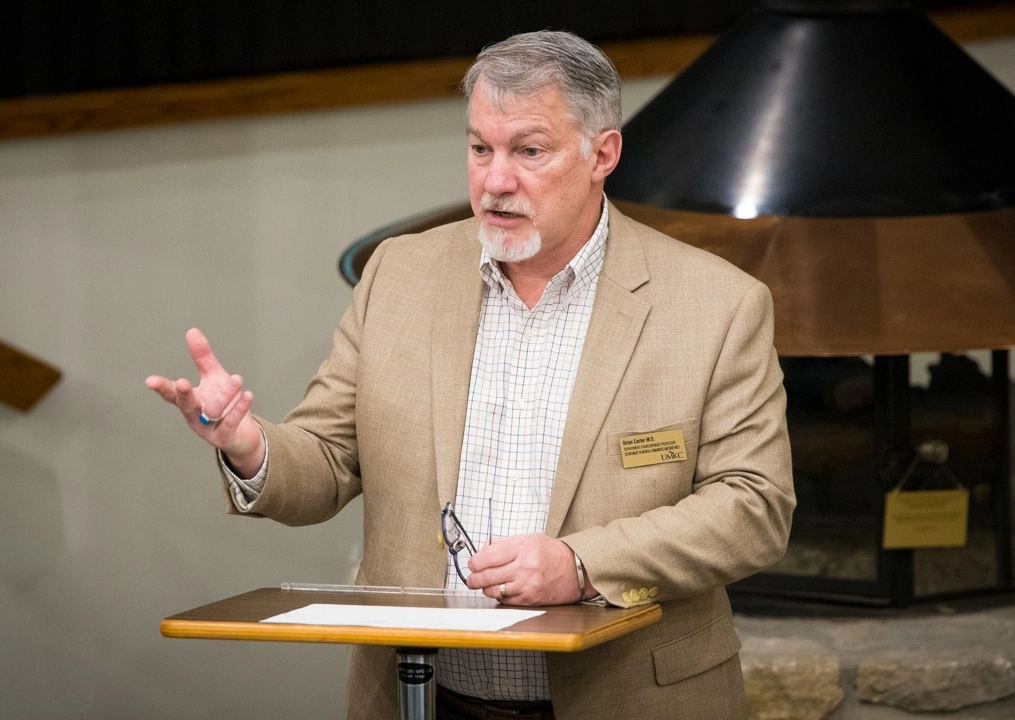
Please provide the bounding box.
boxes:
[441,502,478,584]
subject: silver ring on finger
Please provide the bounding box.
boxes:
[498,583,508,600]
[199,405,222,426]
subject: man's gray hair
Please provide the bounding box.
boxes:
[462,31,622,141]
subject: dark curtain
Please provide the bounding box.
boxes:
[0,0,749,99]
[0,0,984,100]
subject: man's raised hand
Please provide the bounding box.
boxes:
[145,328,265,478]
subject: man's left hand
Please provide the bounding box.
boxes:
[466,533,582,606]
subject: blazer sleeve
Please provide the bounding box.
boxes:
[218,240,393,526]
[562,281,795,607]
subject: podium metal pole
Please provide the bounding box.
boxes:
[396,647,437,720]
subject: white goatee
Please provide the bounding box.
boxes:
[478,193,541,262]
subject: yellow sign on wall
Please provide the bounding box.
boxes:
[882,488,969,549]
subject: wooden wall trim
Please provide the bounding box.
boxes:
[0,340,62,411]
[1,4,1013,142]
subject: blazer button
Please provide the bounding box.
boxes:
[437,531,445,548]
[622,590,633,604]
[648,587,659,598]
[638,588,649,601]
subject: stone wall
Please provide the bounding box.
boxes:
[737,603,1015,720]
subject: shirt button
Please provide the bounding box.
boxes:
[500,679,513,688]
[513,400,526,410]
[508,471,521,482]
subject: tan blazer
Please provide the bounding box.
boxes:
[232,204,795,719]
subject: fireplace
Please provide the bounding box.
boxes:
[604,1,1015,606]
[339,0,1015,606]
[749,352,1012,605]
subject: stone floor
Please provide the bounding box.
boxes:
[732,593,1015,720]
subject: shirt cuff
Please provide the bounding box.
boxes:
[218,429,268,513]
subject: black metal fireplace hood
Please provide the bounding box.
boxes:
[339,1,1015,355]
[606,0,1015,356]
[607,0,1015,218]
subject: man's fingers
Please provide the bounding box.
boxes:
[468,538,517,574]
[478,577,532,606]
[198,374,244,421]
[147,331,258,459]
[145,375,178,403]
[482,580,515,603]
[466,542,517,594]
[215,390,253,434]
[186,328,227,378]
[174,378,203,419]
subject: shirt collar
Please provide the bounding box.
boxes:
[479,195,610,296]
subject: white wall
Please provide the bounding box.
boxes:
[0,100,468,720]
[0,38,1012,720]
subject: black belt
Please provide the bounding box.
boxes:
[436,685,555,720]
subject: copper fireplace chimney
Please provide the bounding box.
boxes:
[340,1,1015,605]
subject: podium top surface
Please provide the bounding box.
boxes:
[161,587,661,652]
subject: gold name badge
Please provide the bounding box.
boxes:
[882,488,969,549]
[619,429,687,469]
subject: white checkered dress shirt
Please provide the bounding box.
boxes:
[224,201,610,702]
[436,202,609,701]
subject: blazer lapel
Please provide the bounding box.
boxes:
[546,207,651,538]
[432,221,484,505]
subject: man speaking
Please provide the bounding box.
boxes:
[148,30,795,720]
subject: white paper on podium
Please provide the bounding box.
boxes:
[261,603,544,631]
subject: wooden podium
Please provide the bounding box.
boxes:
[162,586,661,720]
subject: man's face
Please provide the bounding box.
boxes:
[467,79,605,265]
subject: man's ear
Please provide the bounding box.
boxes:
[591,130,623,182]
